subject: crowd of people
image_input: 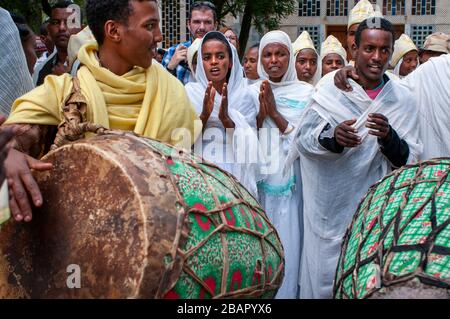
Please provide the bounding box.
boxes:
[0,0,449,299]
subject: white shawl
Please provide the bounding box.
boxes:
[401,54,450,160]
[251,30,314,196]
[0,8,34,116]
[290,74,422,298]
[185,31,260,196]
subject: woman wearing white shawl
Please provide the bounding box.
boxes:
[185,31,260,196]
[249,30,314,298]
[286,26,422,297]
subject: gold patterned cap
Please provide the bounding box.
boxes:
[391,34,418,67]
[320,35,347,61]
[348,0,382,29]
[292,31,317,56]
[422,32,450,54]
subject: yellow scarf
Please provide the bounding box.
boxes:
[7,43,200,146]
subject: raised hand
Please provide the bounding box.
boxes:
[262,80,277,118]
[218,83,235,128]
[200,81,216,126]
[257,81,268,129]
[334,119,361,148]
[167,44,188,70]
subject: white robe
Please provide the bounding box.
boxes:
[0,8,34,116]
[185,32,260,197]
[251,30,315,299]
[401,54,450,160]
[293,75,422,299]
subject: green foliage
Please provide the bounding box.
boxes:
[0,0,85,31]
[0,0,42,31]
[212,0,296,31]
[211,0,296,58]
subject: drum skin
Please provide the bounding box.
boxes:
[0,132,284,298]
[334,158,450,299]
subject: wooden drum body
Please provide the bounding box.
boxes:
[0,133,284,298]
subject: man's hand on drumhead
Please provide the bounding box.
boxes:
[5,149,53,222]
[334,66,359,92]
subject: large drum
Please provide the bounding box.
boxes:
[334,158,450,299]
[0,132,284,298]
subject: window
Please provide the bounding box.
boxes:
[410,24,435,48]
[327,0,348,16]
[162,0,181,48]
[298,25,321,49]
[186,0,194,40]
[383,0,405,15]
[299,0,321,16]
[411,0,436,15]
[354,0,377,4]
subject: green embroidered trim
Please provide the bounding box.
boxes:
[257,176,296,196]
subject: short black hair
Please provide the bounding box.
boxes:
[43,0,75,16]
[355,17,395,48]
[249,43,260,50]
[202,31,233,59]
[86,0,155,46]
[189,1,217,22]
[40,20,50,36]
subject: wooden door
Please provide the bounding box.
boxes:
[326,25,350,57]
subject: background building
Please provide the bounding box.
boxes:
[278,0,450,54]
[159,0,450,53]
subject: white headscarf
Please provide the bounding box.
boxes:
[187,38,202,82]
[251,30,314,196]
[257,30,298,85]
[185,31,260,196]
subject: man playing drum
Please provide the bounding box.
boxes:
[3,0,199,224]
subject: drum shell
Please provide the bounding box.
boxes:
[0,133,284,298]
[334,158,450,299]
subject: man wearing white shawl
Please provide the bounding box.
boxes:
[249,30,314,298]
[334,46,449,161]
[289,18,422,298]
[185,31,260,196]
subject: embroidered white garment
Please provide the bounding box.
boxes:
[185,31,261,197]
[289,74,422,298]
[250,30,314,299]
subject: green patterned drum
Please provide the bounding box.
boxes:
[334,158,450,299]
[0,132,284,298]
